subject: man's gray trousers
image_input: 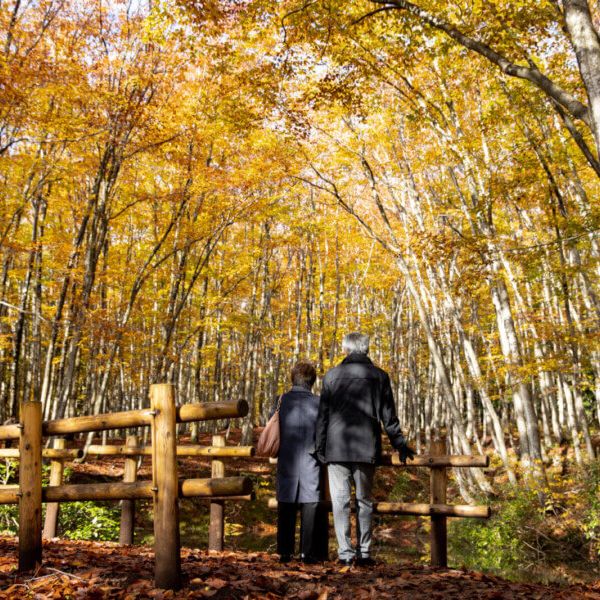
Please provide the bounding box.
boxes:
[327,462,375,561]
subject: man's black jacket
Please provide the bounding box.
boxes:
[315,353,406,464]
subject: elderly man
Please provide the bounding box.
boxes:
[315,332,414,566]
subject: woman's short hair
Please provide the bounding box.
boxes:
[342,332,370,355]
[291,361,317,388]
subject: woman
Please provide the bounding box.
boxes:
[274,361,325,564]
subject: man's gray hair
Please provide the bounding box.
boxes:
[342,332,370,355]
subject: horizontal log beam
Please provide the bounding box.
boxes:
[0,424,21,440]
[0,448,83,459]
[44,410,153,436]
[180,476,252,498]
[0,401,249,440]
[202,494,255,502]
[86,444,254,458]
[0,486,19,504]
[180,445,254,457]
[266,498,490,518]
[177,400,249,423]
[375,502,491,518]
[44,481,151,502]
[379,454,490,468]
[267,454,490,468]
[0,477,253,504]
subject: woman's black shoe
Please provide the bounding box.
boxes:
[279,554,293,564]
[301,555,319,564]
[356,557,376,567]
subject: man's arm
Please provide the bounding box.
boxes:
[379,372,413,463]
[315,377,330,463]
[379,372,404,447]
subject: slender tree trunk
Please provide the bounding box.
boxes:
[562,0,600,157]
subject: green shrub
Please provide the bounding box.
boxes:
[388,471,414,501]
[0,459,21,534]
[0,458,120,541]
[0,458,18,484]
[449,486,543,576]
[582,461,600,558]
[0,500,121,542]
[59,501,121,541]
[0,504,18,535]
[387,470,427,503]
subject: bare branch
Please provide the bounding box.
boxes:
[366,0,591,127]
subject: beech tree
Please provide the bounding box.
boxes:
[0,0,597,498]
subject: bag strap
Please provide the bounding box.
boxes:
[275,393,283,413]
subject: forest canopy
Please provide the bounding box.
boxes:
[0,0,598,495]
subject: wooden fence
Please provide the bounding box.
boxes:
[0,393,492,584]
[267,439,491,567]
[83,432,254,550]
[0,383,251,590]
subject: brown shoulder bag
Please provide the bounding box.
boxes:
[256,394,283,458]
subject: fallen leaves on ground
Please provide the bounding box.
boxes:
[0,537,599,599]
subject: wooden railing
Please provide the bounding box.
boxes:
[0,384,251,591]
[84,433,254,550]
[267,439,491,567]
[1,394,492,583]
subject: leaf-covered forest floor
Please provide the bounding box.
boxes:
[1,430,599,598]
[0,536,599,599]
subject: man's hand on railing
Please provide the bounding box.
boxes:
[398,444,416,465]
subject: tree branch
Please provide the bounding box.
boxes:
[367,0,591,127]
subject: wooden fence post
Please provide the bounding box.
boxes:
[19,401,43,572]
[430,437,448,568]
[150,384,181,590]
[208,434,225,552]
[42,438,65,539]
[119,435,138,545]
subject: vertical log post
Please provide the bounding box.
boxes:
[19,401,43,572]
[150,384,181,590]
[119,434,138,545]
[208,434,225,552]
[42,437,66,539]
[430,438,448,568]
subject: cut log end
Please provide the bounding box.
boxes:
[236,399,249,418]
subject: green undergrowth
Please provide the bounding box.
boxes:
[57,501,121,541]
[0,458,121,541]
[449,462,600,584]
[390,468,429,502]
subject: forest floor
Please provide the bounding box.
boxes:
[0,536,599,599]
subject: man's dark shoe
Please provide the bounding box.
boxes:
[301,555,319,565]
[356,556,377,567]
[279,554,293,564]
[337,558,354,567]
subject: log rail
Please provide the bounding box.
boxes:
[0,400,248,440]
[0,386,251,591]
[267,440,491,568]
[2,389,492,581]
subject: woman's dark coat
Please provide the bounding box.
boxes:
[275,385,321,503]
